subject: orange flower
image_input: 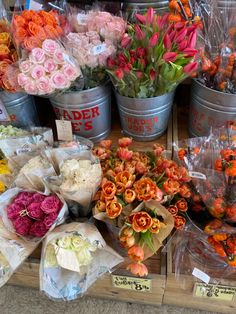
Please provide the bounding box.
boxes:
[93,147,110,160]
[132,211,153,232]
[124,189,136,203]
[213,233,228,242]
[208,236,226,257]
[128,245,144,262]
[179,184,191,198]
[123,227,134,237]
[27,21,42,37]
[23,36,41,51]
[95,200,106,212]
[13,15,26,28]
[225,160,236,177]
[214,158,223,171]
[155,187,163,202]
[115,171,135,188]
[153,143,165,156]
[124,161,136,174]
[14,27,27,43]
[204,219,223,234]
[167,205,178,216]
[99,139,112,149]
[40,11,57,26]
[127,262,148,277]
[118,137,132,147]
[226,237,236,255]
[165,166,180,181]
[209,198,226,218]
[175,198,188,212]
[174,215,186,229]
[106,200,122,219]
[149,218,161,234]
[102,181,116,200]
[226,204,236,222]
[114,160,124,173]
[0,44,10,60]
[220,149,236,161]
[134,177,157,201]
[116,147,133,161]
[135,161,147,174]
[44,24,60,39]
[116,182,125,195]
[31,14,44,26]
[178,148,186,160]
[0,33,10,46]
[163,179,180,195]
[228,256,236,267]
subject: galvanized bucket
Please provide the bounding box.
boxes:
[50,84,111,142]
[189,80,236,137]
[115,91,174,141]
[217,0,236,10]
[122,0,169,18]
[0,91,39,127]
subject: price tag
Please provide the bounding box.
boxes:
[16,146,32,155]
[112,275,152,292]
[91,44,107,56]
[192,267,210,284]
[194,283,236,302]
[0,100,10,121]
[189,171,206,180]
[56,120,73,142]
[77,13,88,25]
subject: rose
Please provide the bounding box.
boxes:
[13,216,32,236]
[23,36,41,51]
[163,179,180,195]
[27,202,45,220]
[57,236,72,249]
[62,64,80,81]
[0,33,10,46]
[44,58,57,73]
[32,193,46,203]
[102,181,116,200]
[19,60,31,73]
[7,203,24,220]
[42,39,60,55]
[106,200,122,219]
[30,48,45,64]
[14,191,34,201]
[43,212,58,229]
[53,49,65,64]
[24,81,38,95]
[174,215,186,230]
[41,195,61,214]
[37,77,54,95]
[124,189,136,203]
[28,22,41,37]
[176,199,188,212]
[50,71,70,89]
[0,44,10,60]
[17,73,30,87]
[127,262,148,277]
[134,178,157,201]
[31,65,45,80]
[13,15,26,28]
[131,211,153,232]
[29,221,47,237]
[167,205,178,216]
[128,245,144,262]
[115,171,135,188]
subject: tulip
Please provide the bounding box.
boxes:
[175,22,186,31]
[114,68,124,79]
[146,8,154,24]
[163,33,172,50]
[121,34,132,48]
[128,245,144,262]
[163,52,178,63]
[127,262,148,277]
[135,25,145,40]
[183,62,198,74]
[157,13,169,29]
[100,139,112,149]
[118,53,127,64]
[149,69,156,80]
[136,71,143,79]
[188,29,197,48]
[182,48,198,57]
[177,40,188,51]
[174,28,187,43]
[135,13,146,24]
[107,57,116,68]
[123,63,132,73]
[169,30,176,42]
[136,47,146,58]
[149,32,159,47]
[118,137,132,147]
[116,147,133,161]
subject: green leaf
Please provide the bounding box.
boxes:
[137,85,149,98]
[139,231,156,253]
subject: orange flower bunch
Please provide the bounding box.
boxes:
[12,10,63,51]
[169,0,192,23]
[167,198,187,229]
[0,20,18,91]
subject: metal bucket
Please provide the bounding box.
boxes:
[122,0,169,18]
[115,91,174,141]
[217,0,236,10]
[0,91,39,127]
[189,80,236,137]
[50,84,111,142]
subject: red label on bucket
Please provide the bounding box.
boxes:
[125,116,158,134]
[53,106,100,132]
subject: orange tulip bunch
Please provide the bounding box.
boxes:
[12,10,63,51]
[0,20,18,91]
[169,0,192,22]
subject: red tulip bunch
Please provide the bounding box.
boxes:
[107,8,199,98]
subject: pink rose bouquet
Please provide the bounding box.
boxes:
[15,39,82,95]
[6,191,63,238]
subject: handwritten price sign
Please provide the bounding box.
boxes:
[194,283,236,302]
[112,275,151,292]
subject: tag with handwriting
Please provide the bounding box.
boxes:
[56,120,73,142]
[0,100,10,121]
[77,13,88,25]
[194,283,236,301]
[112,275,151,292]
[91,44,107,56]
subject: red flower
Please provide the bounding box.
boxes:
[188,29,197,48]
[183,62,198,74]
[226,204,236,222]
[136,71,143,79]
[135,25,145,40]
[114,69,124,80]
[176,198,188,212]
[117,53,127,64]
[163,179,180,195]
[174,215,186,229]
[121,34,132,48]
[178,40,188,51]
[135,13,146,24]
[136,47,146,58]
[128,245,144,262]
[146,8,154,24]
[107,57,116,68]
[127,262,148,277]
[163,33,172,50]
[149,32,159,47]
[163,52,178,63]
[174,28,187,43]
[149,69,156,80]
[167,205,178,216]
[182,48,198,57]
[209,198,226,219]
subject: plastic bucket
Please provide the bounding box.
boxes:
[50,84,111,142]
[0,92,39,127]
[189,80,236,137]
[115,91,174,141]
[123,0,169,17]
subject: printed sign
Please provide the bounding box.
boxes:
[189,171,206,180]
[194,283,236,302]
[56,120,73,141]
[0,100,10,121]
[91,44,107,56]
[112,275,152,292]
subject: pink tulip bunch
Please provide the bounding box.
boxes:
[107,8,199,98]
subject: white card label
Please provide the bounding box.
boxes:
[189,171,206,180]
[77,13,88,25]
[0,100,10,121]
[56,120,73,142]
[192,267,210,284]
[16,147,32,155]
[91,44,107,56]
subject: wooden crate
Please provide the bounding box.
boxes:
[7,111,174,306]
[163,105,236,313]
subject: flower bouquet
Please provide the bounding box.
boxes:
[107,8,198,98]
[0,156,13,194]
[40,222,123,300]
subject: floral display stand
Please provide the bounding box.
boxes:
[7,113,173,306]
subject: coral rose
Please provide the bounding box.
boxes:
[128,245,144,262]
[99,140,112,149]
[102,181,116,200]
[134,177,157,201]
[131,211,153,232]
[115,171,135,188]
[116,147,133,161]
[127,262,148,277]
[163,179,180,195]
[175,198,188,212]
[124,189,136,203]
[118,137,132,147]
[106,200,122,219]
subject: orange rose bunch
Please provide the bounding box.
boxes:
[0,20,18,91]
[12,10,63,51]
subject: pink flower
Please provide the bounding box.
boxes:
[183,62,198,74]
[19,61,31,73]
[37,77,54,95]
[178,40,188,51]
[146,8,154,24]
[116,147,133,161]
[135,25,145,40]
[13,216,32,236]
[54,49,66,64]
[121,34,132,48]
[24,81,38,95]
[174,28,187,44]
[118,137,132,147]
[33,193,46,202]
[42,39,60,55]
[17,73,30,87]
[163,52,178,63]
[188,30,197,48]
[149,32,159,47]
[31,65,45,80]
[62,64,80,81]
[135,14,146,24]
[27,202,45,220]
[44,59,57,73]
[29,221,47,237]
[182,48,198,57]
[149,69,156,80]
[114,69,124,80]
[7,203,23,220]
[43,212,58,229]
[14,191,34,201]
[41,195,62,214]
[50,71,70,89]
[30,48,45,64]
[155,188,163,202]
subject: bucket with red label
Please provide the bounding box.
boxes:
[50,83,111,142]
